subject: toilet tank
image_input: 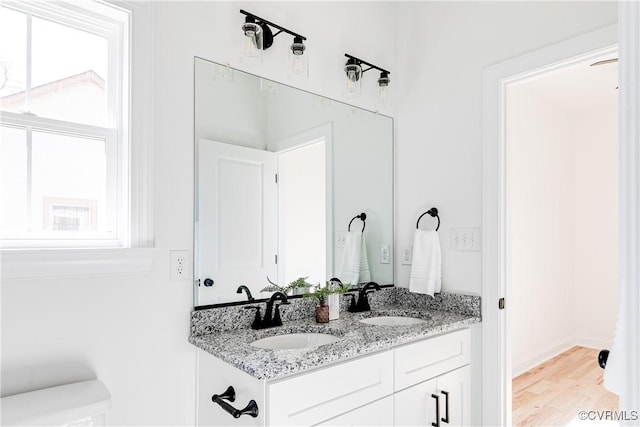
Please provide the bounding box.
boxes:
[1,380,111,426]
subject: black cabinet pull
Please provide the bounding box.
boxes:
[211,386,259,419]
[431,394,440,427]
[441,390,450,423]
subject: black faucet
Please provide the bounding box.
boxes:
[244,291,289,329]
[236,285,255,301]
[344,282,381,312]
[263,292,289,327]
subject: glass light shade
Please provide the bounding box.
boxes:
[289,41,308,79]
[241,21,262,65]
[378,85,390,106]
[344,62,362,98]
[378,72,391,106]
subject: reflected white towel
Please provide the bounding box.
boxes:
[359,233,371,283]
[339,231,370,286]
[409,229,441,296]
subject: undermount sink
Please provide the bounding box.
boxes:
[251,333,341,350]
[360,316,428,326]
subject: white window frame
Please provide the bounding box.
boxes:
[1,1,154,278]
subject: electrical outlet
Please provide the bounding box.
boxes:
[336,231,347,248]
[450,228,481,251]
[170,250,189,281]
[380,244,390,264]
[401,246,412,265]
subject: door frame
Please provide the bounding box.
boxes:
[481,24,618,426]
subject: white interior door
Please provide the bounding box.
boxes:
[197,139,277,304]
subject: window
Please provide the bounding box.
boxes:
[0,0,129,248]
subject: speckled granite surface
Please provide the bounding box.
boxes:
[191,288,479,335]
[189,293,481,380]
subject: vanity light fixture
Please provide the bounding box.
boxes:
[240,9,308,77]
[344,53,391,102]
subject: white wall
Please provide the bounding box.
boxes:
[508,85,618,377]
[194,58,267,150]
[1,2,395,425]
[394,1,617,293]
[507,86,579,376]
[573,100,618,349]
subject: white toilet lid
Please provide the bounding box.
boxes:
[1,380,111,426]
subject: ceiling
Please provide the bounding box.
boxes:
[516,53,619,114]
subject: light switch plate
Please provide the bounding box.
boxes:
[450,228,481,251]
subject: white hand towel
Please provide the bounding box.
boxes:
[409,229,442,296]
[339,231,371,286]
[359,233,371,283]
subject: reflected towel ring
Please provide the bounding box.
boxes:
[416,207,440,231]
[348,213,367,232]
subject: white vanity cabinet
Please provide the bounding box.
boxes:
[196,328,471,427]
[394,366,471,427]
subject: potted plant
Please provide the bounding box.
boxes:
[304,281,349,323]
[260,276,312,296]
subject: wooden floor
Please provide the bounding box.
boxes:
[512,346,619,427]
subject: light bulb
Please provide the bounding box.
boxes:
[292,56,305,74]
[379,85,388,105]
[243,34,258,56]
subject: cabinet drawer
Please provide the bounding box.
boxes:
[268,350,394,426]
[394,329,470,391]
[314,395,394,427]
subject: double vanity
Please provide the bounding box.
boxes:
[189,288,480,426]
[191,57,480,426]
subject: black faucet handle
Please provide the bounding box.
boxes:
[343,293,357,312]
[273,303,287,326]
[244,306,263,329]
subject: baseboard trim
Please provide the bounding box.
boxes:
[575,336,613,350]
[512,338,576,378]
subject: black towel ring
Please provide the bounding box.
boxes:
[348,213,367,232]
[416,207,440,231]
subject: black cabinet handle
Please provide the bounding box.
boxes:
[211,386,259,419]
[431,394,440,427]
[204,278,214,287]
[441,390,450,423]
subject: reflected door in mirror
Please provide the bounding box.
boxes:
[197,140,277,305]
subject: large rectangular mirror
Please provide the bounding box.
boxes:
[194,57,393,306]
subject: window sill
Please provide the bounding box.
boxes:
[0,247,155,280]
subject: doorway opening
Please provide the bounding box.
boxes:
[277,137,327,285]
[506,52,619,425]
[481,24,620,427]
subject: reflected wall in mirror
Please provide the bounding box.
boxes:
[194,57,393,306]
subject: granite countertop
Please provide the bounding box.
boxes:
[189,305,480,381]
